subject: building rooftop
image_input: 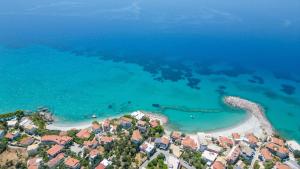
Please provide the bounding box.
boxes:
[42,135,72,145]
[65,157,80,168]
[212,161,225,169]
[47,153,65,168]
[76,129,91,139]
[131,130,142,142]
[47,144,63,156]
[271,137,285,147]
[182,136,198,150]
[260,148,273,161]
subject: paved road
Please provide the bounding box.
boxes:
[139,149,196,169]
[250,145,262,169]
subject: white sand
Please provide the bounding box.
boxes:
[206,96,274,138]
[46,96,274,139]
[47,121,92,131]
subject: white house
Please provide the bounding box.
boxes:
[202,150,218,166]
[167,156,179,169]
[286,140,300,153]
[131,111,145,120]
[139,142,155,157]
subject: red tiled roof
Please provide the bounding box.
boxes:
[100,136,113,144]
[275,162,290,169]
[271,137,285,147]
[20,136,34,146]
[212,161,225,169]
[41,135,72,145]
[161,136,170,145]
[150,120,160,128]
[47,153,65,168]
[131,130,142,142]
[260,148,273,161]
[181,136,198,150]
[232,133,240,140]
[27,158,41,169]
[266,143,288,154]
[246,133,259,144]
[95,163,106,169]
[65,157,80,168]
[47,144,63,156]
[84,138,98,147]
[92,123,101,130]
[219,136,233,148]
[90,149,99,157]
[76,129,91,139]
[5,132,14,139]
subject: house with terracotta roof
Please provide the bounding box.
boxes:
[171,131,181,143]
[92,122,102,134]
[154,136,170,150]
[47,144,64,158]
[232,133,241,144]
[139,142,155,156]
[5,130,20,140]
[137,120,147,132]
[84,138,98,149]
[27,157,43,169]
[89,149,100,165]
[265,142,289,159]
[99,136,113,145]
[259,148,273,161]
[19,136,35,146]
[181,136,198,151]
[226,146,240,164]
[65,157,80,169]
[41,135,72,146]
[47,153,65,169]
[131,130,143,144]
[218,136,233,148]
[120,117,133,128]
[274,162,291,169]
[95,163,106,169]
[76,129,91,139]
[270,136,285,147]
[211,161,225,169]
[244,133,259,148]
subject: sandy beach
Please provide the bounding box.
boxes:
[47,96,274,139]
[207,96,274,138]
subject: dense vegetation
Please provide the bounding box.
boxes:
[147,153,168,169]
[181,149,206,169]
[0,110,24,120]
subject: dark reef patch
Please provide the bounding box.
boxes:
[215,85,227,95]
[248,75,264,84]
[187,78,201,89]
[280,84,296,95]
[274,72,300,83]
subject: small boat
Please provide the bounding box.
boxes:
[190,115,195,119]
[92,114,97,118]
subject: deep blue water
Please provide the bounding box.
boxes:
[0,0,300,140]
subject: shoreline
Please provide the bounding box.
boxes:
[46,96,274,138]
[204,96,274,138]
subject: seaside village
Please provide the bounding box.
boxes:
[0,110,300,169]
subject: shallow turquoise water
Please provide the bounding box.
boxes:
[0,45,300,142]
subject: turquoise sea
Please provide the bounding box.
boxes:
[0,0,300,141]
